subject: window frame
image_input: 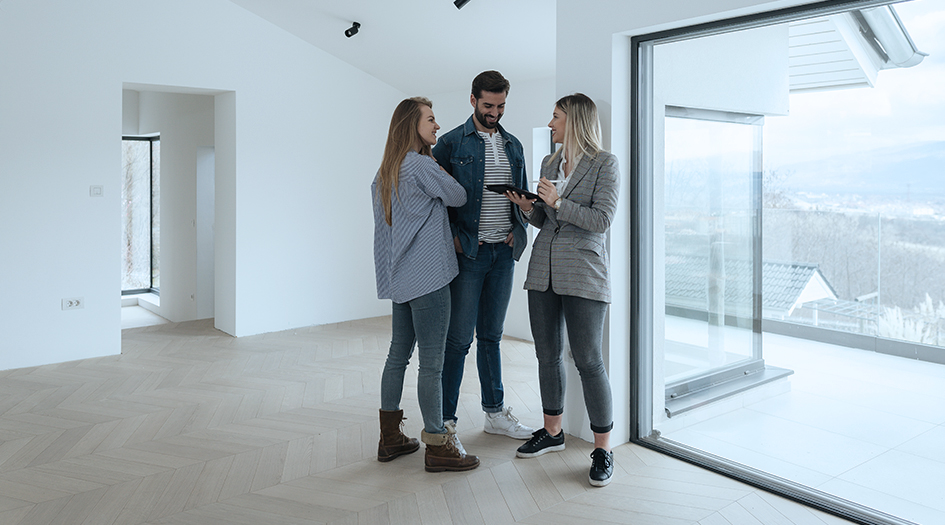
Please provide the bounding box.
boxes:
[121,135,160,296]
[629,1,918,524]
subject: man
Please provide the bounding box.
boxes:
[432,70,534,440]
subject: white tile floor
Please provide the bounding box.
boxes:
[120,305,170,329]
[661,317,945,524]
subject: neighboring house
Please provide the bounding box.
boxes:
[665,255,838,319]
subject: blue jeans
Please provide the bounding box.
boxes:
[442,242,515,422]
[528,288,613,434]
[380,285,450,435]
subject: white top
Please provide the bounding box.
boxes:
[556,152,583,195]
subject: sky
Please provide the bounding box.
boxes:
[763,0,945,175]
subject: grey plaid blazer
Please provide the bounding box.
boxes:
[523,150,619,303]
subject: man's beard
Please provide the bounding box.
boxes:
[475,107,501,129]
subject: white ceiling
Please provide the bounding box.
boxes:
[227,0,557,95]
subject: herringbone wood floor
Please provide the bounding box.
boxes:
[0,316,854,524]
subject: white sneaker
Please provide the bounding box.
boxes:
[483,407,535,439]
[444,420,467,454]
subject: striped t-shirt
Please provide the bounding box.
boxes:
[477,130,513,243]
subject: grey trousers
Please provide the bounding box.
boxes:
[528,288,614,434]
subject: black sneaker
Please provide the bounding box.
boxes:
[515,428,565,458]
[589,448,613,486]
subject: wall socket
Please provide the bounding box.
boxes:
[62,297,84,310]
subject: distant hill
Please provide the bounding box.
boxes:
[775,141,945,196]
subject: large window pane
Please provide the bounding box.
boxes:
[151,139,160,291]
[664,112,760,385]
[635,1,945,523]
[122,140,151,291]
[122,137,159,294]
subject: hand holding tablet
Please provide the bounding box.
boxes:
[485,184,539,201]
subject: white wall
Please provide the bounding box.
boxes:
[215,92,238,337]
[428,76,557,341]
[0,0,403,369]
[195,146,215,320]
[655,26,790,116]
[555,0,818,443]
[122,90,140,135]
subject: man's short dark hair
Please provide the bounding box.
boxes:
[471,70,510,99]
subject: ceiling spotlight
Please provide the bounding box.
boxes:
[344,22,360,38]
[454,0,471,9]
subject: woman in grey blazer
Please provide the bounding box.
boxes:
[505,94,619,487]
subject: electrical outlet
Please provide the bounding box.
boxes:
[62,297,84,310]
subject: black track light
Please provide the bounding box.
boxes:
[344,22,360,38]
[454,0,471,9]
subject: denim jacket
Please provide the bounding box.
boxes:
[432,115,529,261]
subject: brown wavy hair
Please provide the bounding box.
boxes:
[377,97,433,226]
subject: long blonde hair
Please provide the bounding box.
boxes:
[378,97,433,226]
[547,93,602,170]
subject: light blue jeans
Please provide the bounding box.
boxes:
[381,285,450,435]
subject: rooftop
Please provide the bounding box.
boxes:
[665,256,838,315]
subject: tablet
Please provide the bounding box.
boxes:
[485,184,539,201]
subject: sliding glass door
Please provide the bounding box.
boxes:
[663,108,765,415]
[632,1,945,524]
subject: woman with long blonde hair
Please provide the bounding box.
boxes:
[506,93,620,486]
[372,97,479,472]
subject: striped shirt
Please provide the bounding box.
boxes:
[477,130,513,243]
[372,151,467,304]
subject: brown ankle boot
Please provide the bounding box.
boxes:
[378,409,419,462]
[421,429,480,472]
